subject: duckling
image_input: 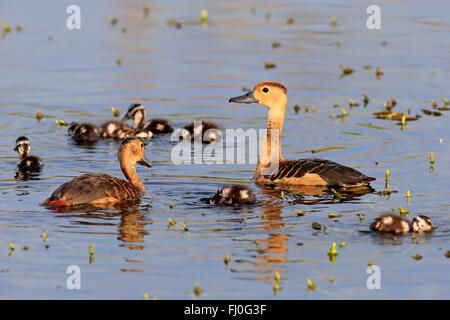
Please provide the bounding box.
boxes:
[113,126,153,140]
[99,120,130,139]
[370,214,434,234]
[123,103,173,135]
[181,121,222,144]
[42,137,151,207]
[14,136,43,172]
[67,122,99,144]
[229,81,375,188]
[206,185,256,206]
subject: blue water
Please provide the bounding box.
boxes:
[0,0,449,299]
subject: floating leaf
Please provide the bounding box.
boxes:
[306,278,317,290]
[328,213,341,218]
[312,222,322,230]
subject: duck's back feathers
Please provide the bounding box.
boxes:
[182,121,221,144]
[370,214,411,234]
[68,122,99,143]
[260,159,375,187]
[207,185,256,206]
[142,119,174,134]
[100,121,129,139]
[17,156,43,173]
[46,173,143,206]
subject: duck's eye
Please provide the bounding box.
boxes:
[141,143,144,148]
[262,87,269,93]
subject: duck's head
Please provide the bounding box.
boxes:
[14,136,31,157]
[411,215,434,233]
[118,137,152,168]
[229,81,288,110]
[122,103,146,127]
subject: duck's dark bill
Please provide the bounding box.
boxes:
[229,91,259,104]
[138,156,152,168]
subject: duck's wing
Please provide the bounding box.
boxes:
[142,119,174,134]
[262,159,375,186]
[48,173,142,206]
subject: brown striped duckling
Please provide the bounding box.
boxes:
[68,122,100,144]
[42,137,151,207]
[206,185,256,206]
[123,103,173,135]
[181,120,222,144]
[99,119,131,139]
[14,136,43,172]
[370,214,434,234]
[229,81,375,188]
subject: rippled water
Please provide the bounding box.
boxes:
[0,0,449,299]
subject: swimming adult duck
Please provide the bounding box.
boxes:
[229,81,375,188]
[42,137,151,207]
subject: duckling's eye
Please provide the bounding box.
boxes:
[141,143,144,148]
[262,87,269,93]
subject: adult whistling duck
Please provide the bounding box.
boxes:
[181,121,222,144]
[14,136,44,172]
[123,103,173,135]
[370,214,434,234]
[68,122,100,144]
[42,137,151,207]
[206,185,256,206]
[229,81,375,188]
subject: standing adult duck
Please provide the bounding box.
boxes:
[42,138,151,207]
[229,81,375,188]
[123,103,173,135]
[14,136,43,172]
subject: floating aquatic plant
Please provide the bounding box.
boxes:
[339,241,346,248]
[265,62,276,69]
[275,271,281,282]
[349,99,359,107]
[89,244,94,256]
[328,276,335,283]
[368,260,373,266]
[445,251,450,258]
[200,9,208,27]
[36,108,43,120]
[121,27,127,33]
[273,281,280,293]
[224,254,230,265]
[328,213,341,218]
[168,217,176,226]
[330,15,338,27]
[306,278,316,290]
[295,209,305,216]
[2,22,11,33]
[286,17,295,25]
[116,56,122,67]
[358,214,364,222]
[293,104,300,114]
[312,222,322,230]
[109,16,118,26]
[443,97,449,106]
[143,6,150,18]
[23,245,29,251]
[327,243,338,257]
[169,202,174,209]
[56,119,68,126]
[16,25,23,33]
[363,94,369,106]
[194,282,202,296]
[111,106,120,117]
[412,254,422,260]
[143,293,149,300]
[339,65,353,75]
[376,67,383,78]
[8,241,15,251]
[330,188,342,200]
[272,41,281,49]
[407,190,410,204]
[398,207,409,216]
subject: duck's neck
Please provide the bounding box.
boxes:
[121,161,145,193]
[133,111,145,129]
[258,102,286,171]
